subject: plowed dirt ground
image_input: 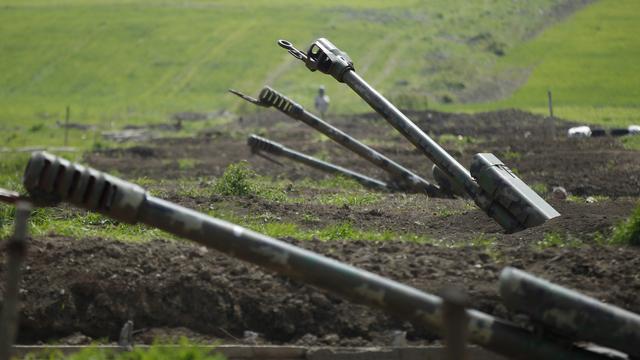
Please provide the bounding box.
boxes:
[4,109,640,346]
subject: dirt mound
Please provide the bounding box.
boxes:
[5,232,640,346]
[87,109,640,197]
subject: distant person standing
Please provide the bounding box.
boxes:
[314,85,330,118]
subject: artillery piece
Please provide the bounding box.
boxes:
[247,134,389,191]
[12,151,607,360]
[277,38,560,233]
[230,86,443,196]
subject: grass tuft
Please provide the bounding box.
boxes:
[213,161,255,197]
[535,231,584,249]
[212,162,288,202]
[530,182,548,196]
[24,339,226,360]
[621,136,640,151]
[318,222,356,241]
[609,203,640,246]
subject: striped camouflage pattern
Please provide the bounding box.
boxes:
[500,267,640,357]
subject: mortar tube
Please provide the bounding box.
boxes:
[136,196,605,360]
[248,135,389,191]
[255,87,442,196]
[342,71,479,197]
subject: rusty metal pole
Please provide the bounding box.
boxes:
[64,106,70,147]
[441,287,469,360]
[0,201,31,360]
[546,90,555,140]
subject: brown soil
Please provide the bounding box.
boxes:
[6,232,640,347]
[88,109,640,197]
[3,109,640,347]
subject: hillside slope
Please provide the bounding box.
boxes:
[456,0,640,127]
[0,0,590,129]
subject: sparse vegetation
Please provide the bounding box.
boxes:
[0,207,171,242]
[178,158,197,171]
[23,340,226,360]
[622,136,640,151]
[309,175,364,191]
[531,182,548,196]
[438,134,479,155]
[315,192,382,207]
[535,231,584,249]
[566,195,610,203]
[250,219,432,243]
[213,161,256,197]
[466,234,501,260]
[433,207,464,218]
[318,221,357,241]
[609,203,640,246]
[502,150,522,161]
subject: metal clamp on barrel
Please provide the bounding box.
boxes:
[279,38,353,82]
[247,135,285,155]
[23,151,145,224]
[229,87,304,117]
[258,87,304,116]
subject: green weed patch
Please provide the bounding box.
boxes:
[609,203,640,246]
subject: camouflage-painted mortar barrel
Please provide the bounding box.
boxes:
[500,267,640,358]
[232,86,441,196]
[22,152,606,360]
[277,38,561,233]
[247,134,388,191]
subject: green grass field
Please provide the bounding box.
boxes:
[452,0,640,127]
[0,0,638,147]
[0,0,607,148]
